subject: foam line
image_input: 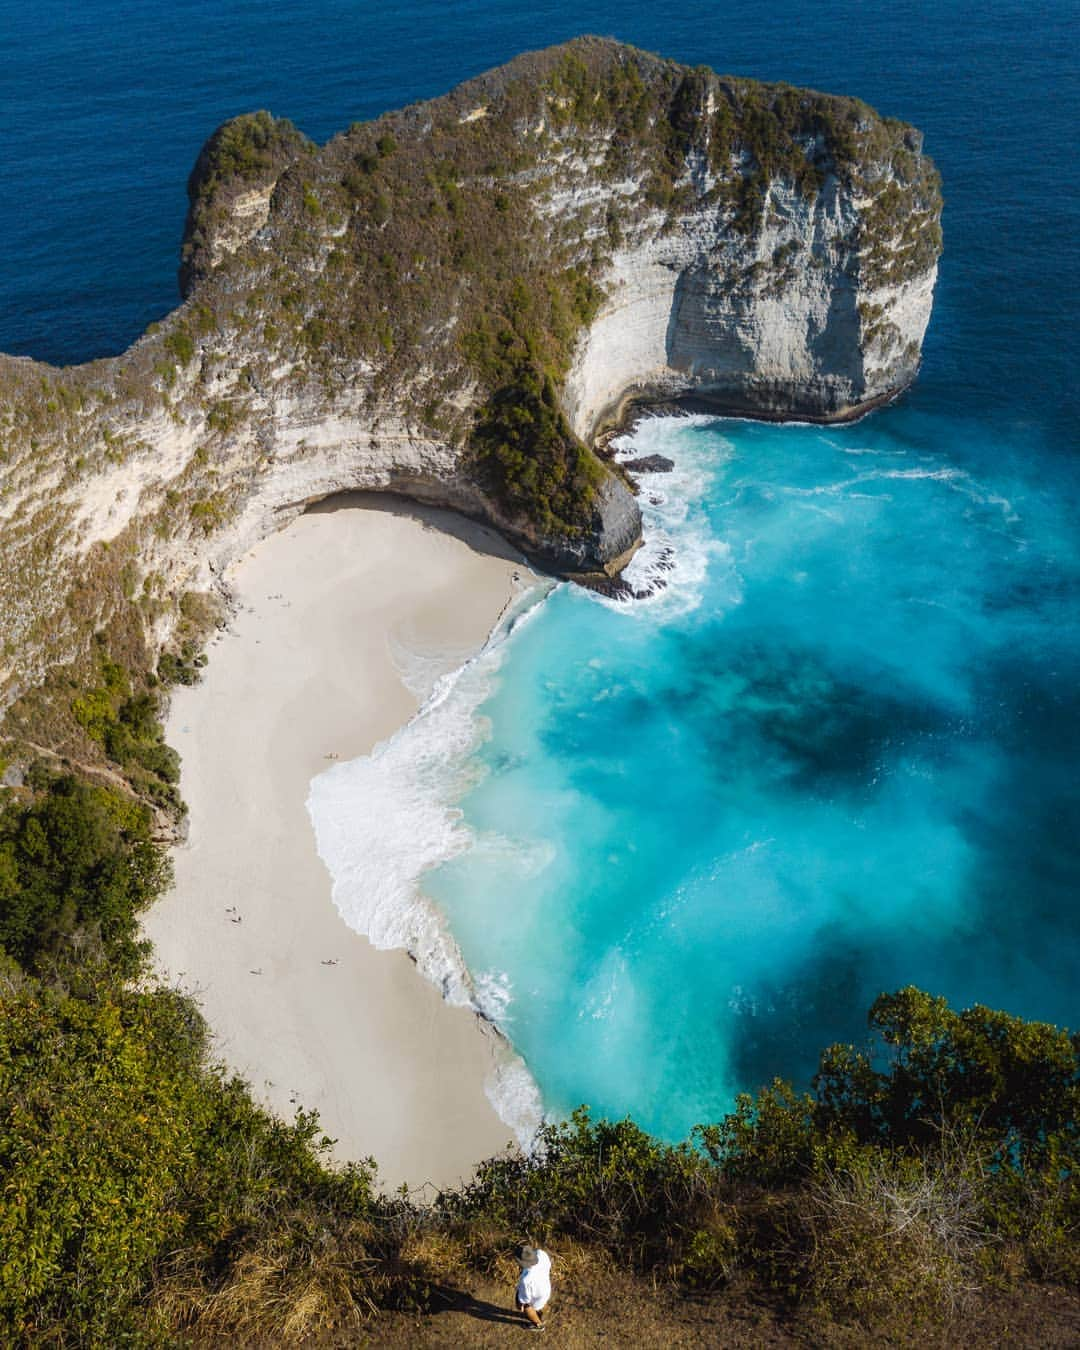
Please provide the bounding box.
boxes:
[307,586,550,1145]
[599,416,729,616]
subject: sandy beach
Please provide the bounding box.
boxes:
[144,494,536,1192]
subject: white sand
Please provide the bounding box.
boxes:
[144,494,537,1192]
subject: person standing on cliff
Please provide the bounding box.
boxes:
[514,1244,552,1331]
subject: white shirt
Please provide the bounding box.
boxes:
[516,1248,552,1308]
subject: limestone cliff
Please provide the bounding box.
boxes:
[564,167,939,434]
[0,37,940,719]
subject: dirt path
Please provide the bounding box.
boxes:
[362,1274,794,1347]
[185,1270,1080,1346]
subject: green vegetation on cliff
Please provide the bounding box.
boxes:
[193,111,309,198]
[470,366,605,536]
[171,38,939,543]
[0,37,942,750]
[0,970,373,1344]
[0,773,166,975]
[179,110,311,294]
[463,272,606,534]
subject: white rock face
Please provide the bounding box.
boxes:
[204,185,275,271]
[566,176,937,438]
[0,45,943,713]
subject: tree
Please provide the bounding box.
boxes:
[0,775,170,972]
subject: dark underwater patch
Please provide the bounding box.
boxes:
[723,930,892,1091]
[683,637,950,797]
[941,650,1080,1024]
[721,646,1080,1102]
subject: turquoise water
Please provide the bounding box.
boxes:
[422,405,1080,1139]
[4,0,1077,1140]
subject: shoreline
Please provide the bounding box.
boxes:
[143,493,540,1192]
[590,383,908,451]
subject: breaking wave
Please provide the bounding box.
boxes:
[307,589,551,1145]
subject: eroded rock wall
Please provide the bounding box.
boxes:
[566,177,937,438]
[0,38,942,719]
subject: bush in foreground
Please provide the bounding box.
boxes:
[0,971,377,1345]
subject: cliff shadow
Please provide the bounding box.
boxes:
[665,264,753,384]
[809,276,866,388]
[664,267,690,371]
[304,491,528,567]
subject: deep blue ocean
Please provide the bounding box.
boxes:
[8,1,1078,1141]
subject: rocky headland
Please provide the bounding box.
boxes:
[0,36,940,738]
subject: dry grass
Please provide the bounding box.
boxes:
[153,1212,386,1342]
[802,1135,994,1323]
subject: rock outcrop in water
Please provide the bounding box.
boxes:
[0,37,940,714]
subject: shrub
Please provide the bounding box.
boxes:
[71,657,181,804]
[439,1107,712,1271]
[157,644,207,686]
[0,976,377,1345]
[189,492,231,534]
[470,365,603,536]
[191,110,309,202]
[0,774,169,974]
[800,1136,994,1321]
[163,328,195,366]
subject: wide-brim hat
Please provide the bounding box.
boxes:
[518,1245,539,1267]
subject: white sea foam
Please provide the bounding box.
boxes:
[875,466,963,482]
[603,415,731,617]
[857,464,1020,526]
[774,457,1020,531]
[307,587,550,1146]
[835,444,901,456]
[388,640,459,703]
[473,967,514,1023]
[485,1053,545,1151]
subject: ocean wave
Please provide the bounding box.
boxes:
[875,466,963,482]
[770,457,1020,530]
[485,1053,545,1150]
[307,586,550,1146]
[388,640,462,703]
[867,465,1019,525]
[595,416,730,617]
[834,443,904,456]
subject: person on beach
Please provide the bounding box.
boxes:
[515,1244,552,1330]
